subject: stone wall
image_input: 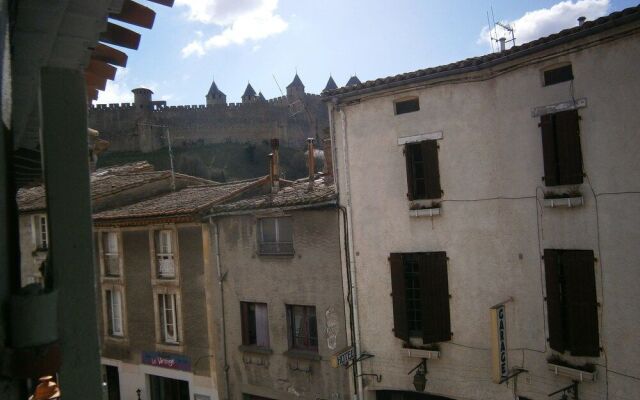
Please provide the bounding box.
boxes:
[88,94,328,153]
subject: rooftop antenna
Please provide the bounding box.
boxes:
[487,6,516,52]
[272,74,285,97]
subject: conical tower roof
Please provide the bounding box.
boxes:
[286,73,305,89]
[346,75,361,86]
[258,91,267,102]
[323,76,338,92]
[207,78,225,97]
[242,82,256,97]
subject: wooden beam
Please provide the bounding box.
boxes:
[84,72,107,91]
[109,0,156,29]
[146,0,175,7]
[92,43,128,67]
[86,59,116,80]
[99,22,141,50]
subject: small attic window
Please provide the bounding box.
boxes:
[395,98,420,115]
[544,64,573,86]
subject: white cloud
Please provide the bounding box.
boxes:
[178,0,287,56]
[95,68,133,104]
[478,0,610,50]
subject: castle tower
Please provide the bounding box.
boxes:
[258,91,267,102]
[132,87,153,110]
[206,78,227,106]
[346,75,361,86]
[286,73,305,101]
[241,82,258,103]
[323,75,338,92]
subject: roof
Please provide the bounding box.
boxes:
[323,5,640,98]
[94,177,268,222]
[207,78,225,97]
[345,75,361,86]
[324,76,338,91]
[209,177,336,215]
[287,73,305,89]
[17,162,211,212]
[242,83,257,97]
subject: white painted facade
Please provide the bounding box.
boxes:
[328,19,640,400]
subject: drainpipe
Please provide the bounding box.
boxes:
[211,220,230,400]
[337,105,364,399]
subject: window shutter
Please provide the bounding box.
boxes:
[563,250,599,356]
[420,252,451,343]
[540,114,559,186]
[555,110,584,185]
[106,290,114,335]
[405,145,416,200]
[421,141,442,199]
[544,249,565,352]
[389,253,409,342]
[241,302,250,345]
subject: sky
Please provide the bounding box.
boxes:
[96,0,637,105]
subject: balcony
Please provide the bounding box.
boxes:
[258,241,294,256]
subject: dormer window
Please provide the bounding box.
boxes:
[395,98,420,115]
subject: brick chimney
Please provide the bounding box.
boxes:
[307,138,315,188]
[323,138,333,179]
[270,138,280,193]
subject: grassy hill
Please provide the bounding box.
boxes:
[96,141,321,182]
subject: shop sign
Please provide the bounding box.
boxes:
[490,304,508,383]
[142,351,191,372]
[330,346,355,368]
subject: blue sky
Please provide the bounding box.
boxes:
[97,0,637,105]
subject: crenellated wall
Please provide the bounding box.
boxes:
[88,93,328,153]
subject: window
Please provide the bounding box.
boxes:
[155,230,176,278]
[258,217,293,255]
[540,110,584,186]
[404,141,441,200]
[544,249,599,356]
[544,64,573,86]
[395,98,420,115]
[241,302,270,348]
[286,305,318,351]
[106,289,124,337]
[102,232,120,276]
[159,293,179,344]
[34,214,48,250]
[389,252,451,344]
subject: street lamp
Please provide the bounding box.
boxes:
[408,359,428,392]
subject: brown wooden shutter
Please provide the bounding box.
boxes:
[389,253,409,342]
[241,302,250,345]
[540,114,559,186]
[421,141,442,199]
[405,145,416,200]
[555,110,584,185]
[420,252,451,343]
[544,249,565,352]
[563,250,599,356]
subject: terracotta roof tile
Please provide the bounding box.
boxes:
[323,5,640,97]
[209,177,337,214]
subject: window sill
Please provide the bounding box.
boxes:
[543,196,583,208]
[405,348,440,360]
[257,252,295,258]
[239,345,273,355]
[105,335,129,345]
[547,362,596,382]
[284,349,321,361]
[156,342,183,353]
[409,207,441,218]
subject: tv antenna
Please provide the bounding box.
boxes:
[487,6,516,52]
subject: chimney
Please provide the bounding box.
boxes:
[499,37,506,52]
[270,138,280,193]
[323,138,333,179]
[578,16,586,26]
[307,138,315,188]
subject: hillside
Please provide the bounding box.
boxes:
[96,141,322,182]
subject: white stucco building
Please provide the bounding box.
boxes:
[325,6,640,400]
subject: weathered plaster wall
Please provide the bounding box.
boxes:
[210,209,350,400]
[330,27,640,400]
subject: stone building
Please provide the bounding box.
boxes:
[88,74,337,153]
[204,140,350,400]
[324,6,640,400]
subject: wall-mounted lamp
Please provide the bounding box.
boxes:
[136,388,142,400]
[408,358,428,392]
[548,380,579,400]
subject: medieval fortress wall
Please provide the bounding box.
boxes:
[88,77,331,153]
